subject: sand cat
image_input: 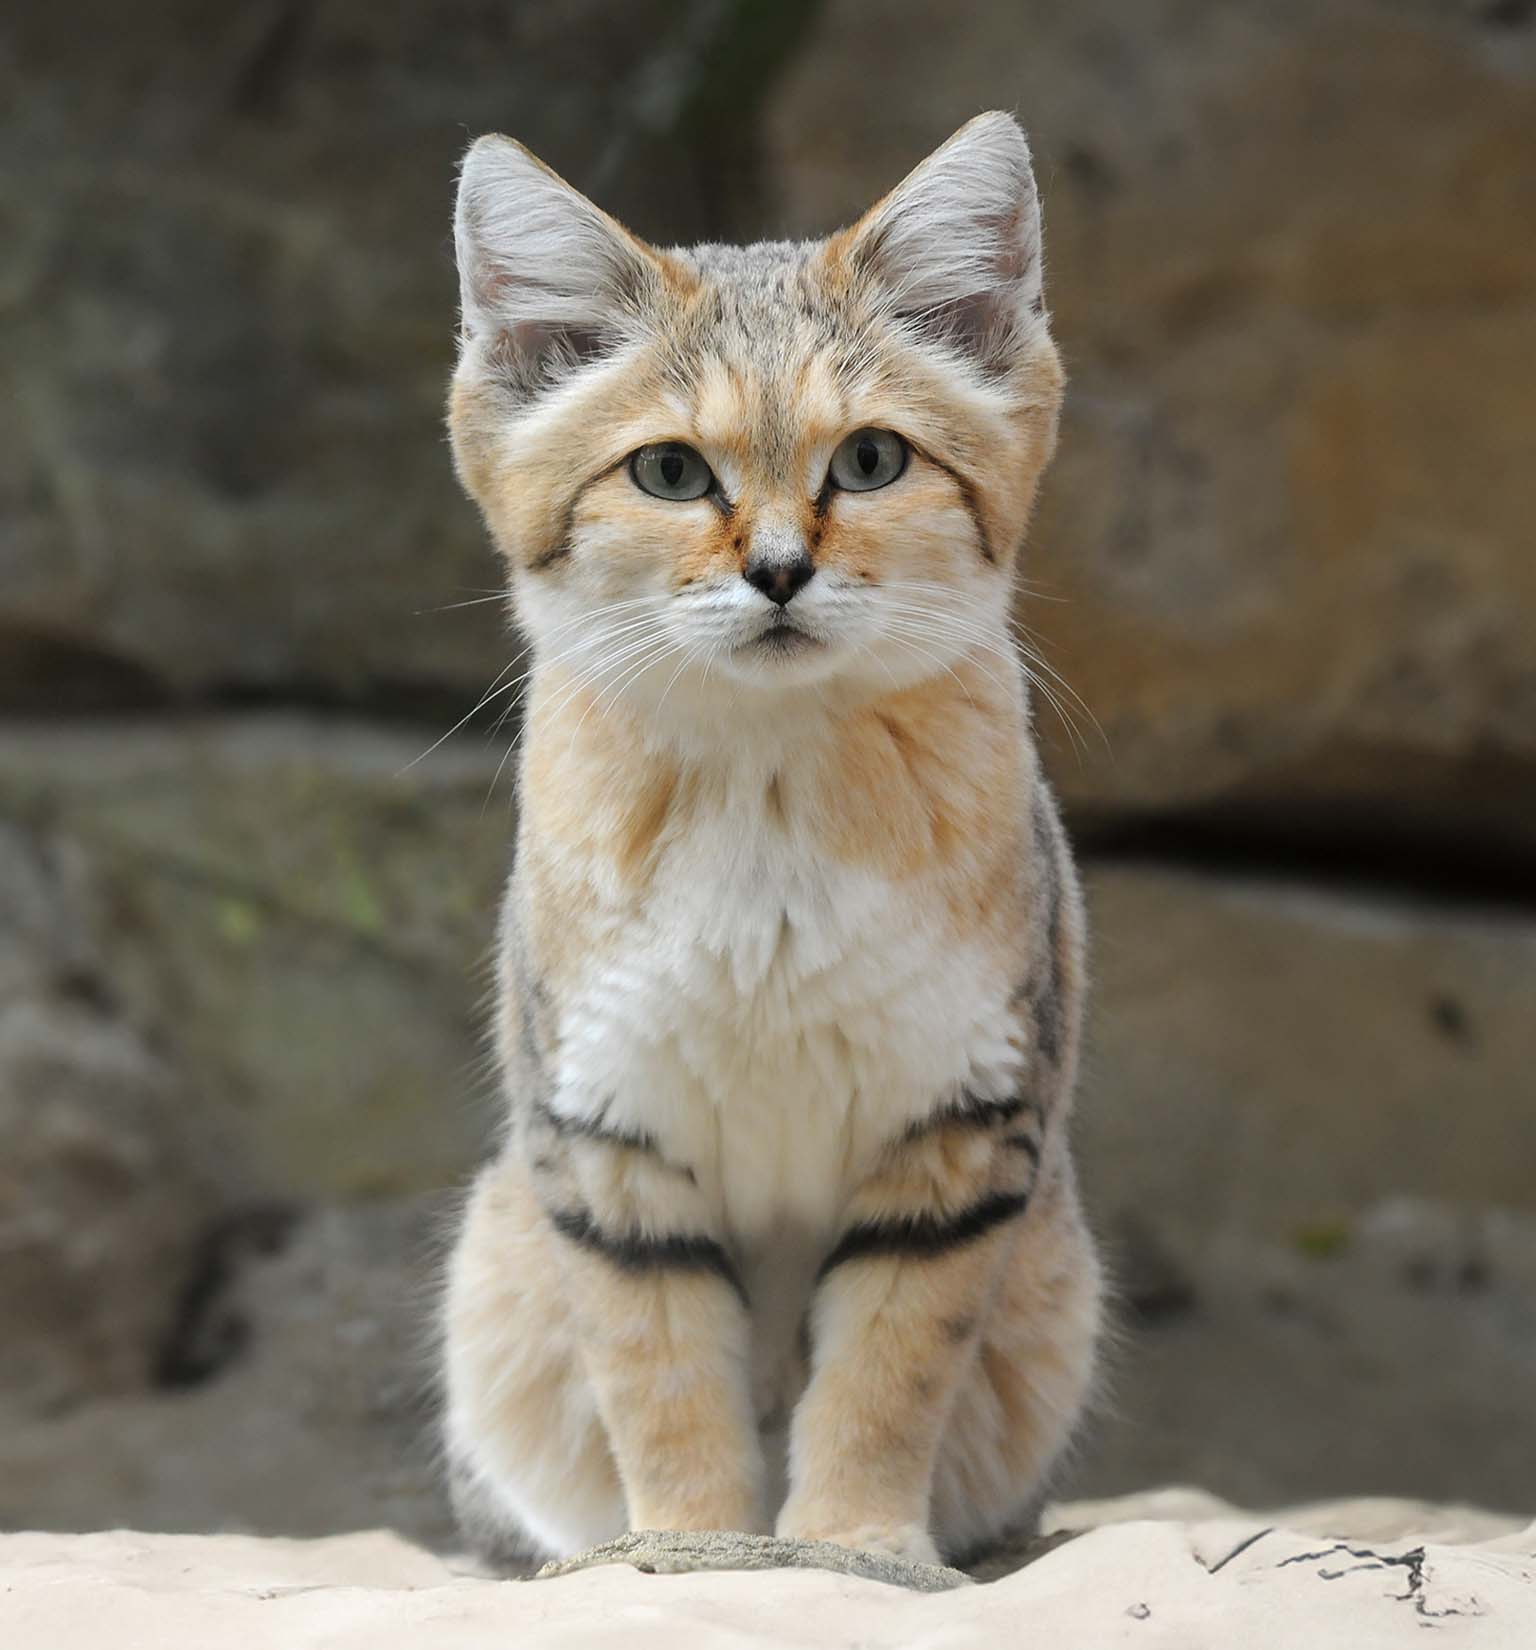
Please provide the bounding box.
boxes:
[440,111,1101,1567]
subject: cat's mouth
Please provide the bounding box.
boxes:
[745,618,819,657]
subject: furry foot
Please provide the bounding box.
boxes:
[776,1515,941,1566]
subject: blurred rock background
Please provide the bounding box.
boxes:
[2,0,1533,1544]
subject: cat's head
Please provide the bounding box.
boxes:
[449,112,1062,720]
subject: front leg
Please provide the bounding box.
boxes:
[530,1095,766,1535]
[777,1090,1047,1563]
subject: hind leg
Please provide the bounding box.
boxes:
[931,1166,1102,1562]
[441,1155,625,1564]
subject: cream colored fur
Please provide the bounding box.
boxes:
[440,112,1102,1568]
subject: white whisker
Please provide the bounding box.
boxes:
[872,584,1107,756]
[480,619,672,809]
[400,596,663,775]
[414,591,512,614]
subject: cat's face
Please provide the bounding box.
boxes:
[450,114,1062,716]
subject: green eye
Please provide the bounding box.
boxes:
[828,428,906,492]
[630,441,714,501]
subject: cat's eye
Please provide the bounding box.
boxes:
[630,441,714,502]
[827,428,907,493]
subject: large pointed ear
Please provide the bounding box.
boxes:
[454,135,663,397]
[835,112,1045,371]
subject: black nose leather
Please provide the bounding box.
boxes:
[744,553,815,607]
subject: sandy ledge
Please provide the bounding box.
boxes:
[2,1492,1531,1648]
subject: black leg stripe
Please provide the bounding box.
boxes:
[905,1090,1051,1146]
[816,1190,1030,1283]
[1003,1133,1042,1166]
[906,1090,1026,1141]
[906,1089,1059,1145]
[549,1207,748,1307]
[531,1094,662,1157]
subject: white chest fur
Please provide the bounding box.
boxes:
[546,759,1023,1245]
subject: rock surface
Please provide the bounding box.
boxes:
[4,0,1535,1561]
[0,717,503,1201]
[5,3,1534,837]
[4,1189,1533,1547]
[0,0,811,711]
[3,719,1535,1537]
[536,1529,973,1593]
[1084,1202,1536,1515]
[1081,864,1536,1241]
[767,0,1536,836]
[1,1497,1530,1647]
[0,1198,457,1550]
[6,718,1535,1242]
[0,822,225,1411]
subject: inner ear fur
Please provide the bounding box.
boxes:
[454,134,680,397]
[824,111,1047,373]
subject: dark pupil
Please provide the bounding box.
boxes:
[857,437,879,475]
[660,449,685,487]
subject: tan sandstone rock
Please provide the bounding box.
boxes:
[766,0,1536,833]
[3,720,1534,1532]
[1078,864,1536,1240]
[6,4,1533,835]
[0,823,223,1410]
[6,720,1534,1232]
[0,0,810,711]
[0,717,506,1200]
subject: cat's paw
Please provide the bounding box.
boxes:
[777,1515,941,1567]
